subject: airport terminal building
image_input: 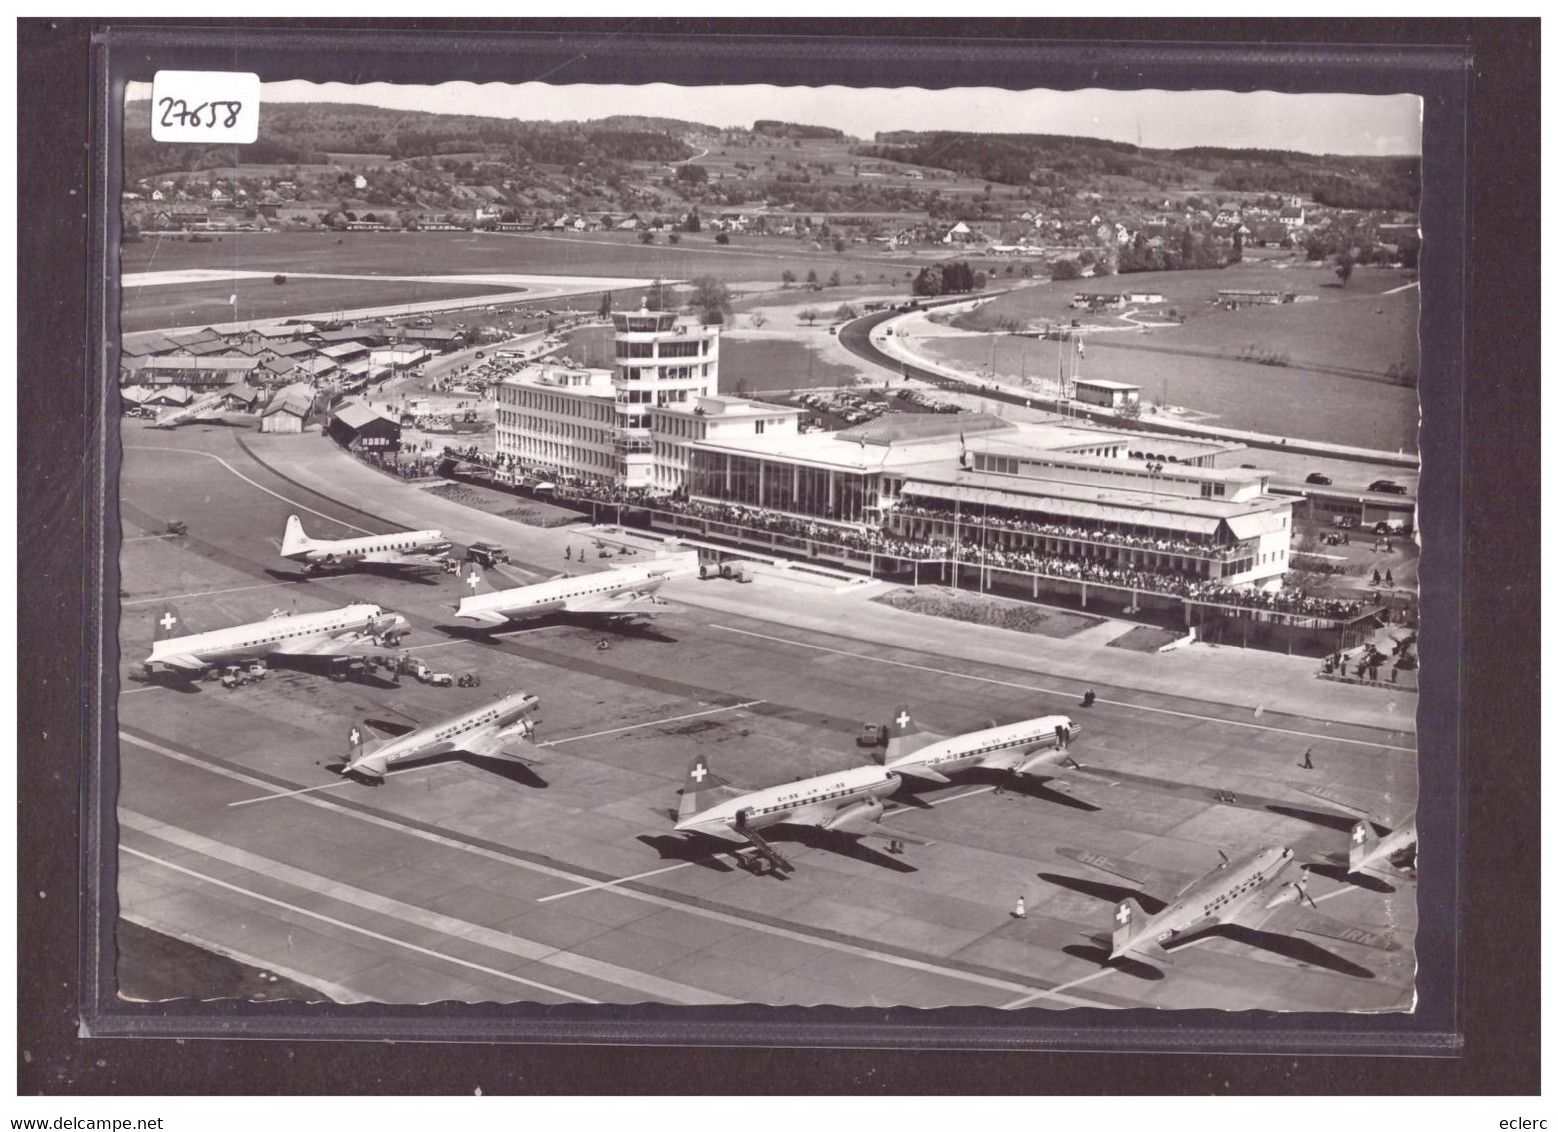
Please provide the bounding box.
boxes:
[495,307,733,489]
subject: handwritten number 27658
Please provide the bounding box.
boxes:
[158,97,243,130]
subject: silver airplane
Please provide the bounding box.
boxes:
[882,704,1080,784]
[280,515,453,574]
[1057,845,1399,965]
[143,601,409,679]
[342,689,541,780]
[673,753,924,873]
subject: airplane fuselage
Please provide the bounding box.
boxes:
[145,603,402,673]
[888,714,1077,778]
[287,531,450,568]
[1114,846,1294,959]
[1353,819,1418,874]
[457,565,665,624]
[358,691,541,772]
[677,764,901,838]
[153,391,228,428]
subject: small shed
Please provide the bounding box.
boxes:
[329,400,402,453]
[1073,378,1141,411]
[261,382,316,434]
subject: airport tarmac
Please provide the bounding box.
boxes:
[115,423,1419,1011]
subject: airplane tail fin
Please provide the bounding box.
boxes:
[153,602,186,641]
[462,561,498,596]
[676,754,733,823]
[883,706,933,765]
[281,515,313,557]
[347,721,387,778]
[1112,897,1147,958]
[1348,819,1380,874]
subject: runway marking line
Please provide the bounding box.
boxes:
[124,446,375,535]
[123,580,302,606]
[122,731,1102,1007]
[709,624,1414,752]
[122,809,737,1006]
[1001,967,1117,1010]
[537,860,701,903]
[121,845,601,1005]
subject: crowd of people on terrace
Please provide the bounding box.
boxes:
[891,501,1239,560]
[439,457,1366,620]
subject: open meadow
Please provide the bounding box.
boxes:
[120,275,515,334]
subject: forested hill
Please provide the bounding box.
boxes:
[123,100,696,179]
[857,132,1419,210]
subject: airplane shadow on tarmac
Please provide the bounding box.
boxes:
[1265,803,1361,834]
[262,565,445,587]
[635,833,739,874]
[1303,861,1398,895]
[432,619,678,646]
[1204,924,1376,979]
[325,750,549,788]
[1037,872,1169,916]
[1060,943,1167,981]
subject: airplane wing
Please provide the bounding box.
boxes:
[892,764,951,784]
[827,804,932,845]
[271,631,387,657]
[360,549,446,567]
[155,653,209,673]
[460,725,538,765]
[1014,747,1075,776]
[1055,847,1154,888]
[564,591,675,617]
[457,606,515,627]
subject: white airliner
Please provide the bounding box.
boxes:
[1293,785,1418,879]
[152,390,231,429]
[1058,845,1399,965]
[455,561,675,627]
[142,601,409,678]
[342,690,541,780]
[280,515,452,574]
[882,705,1080,784]
[673,753,922,872]
[1349,817,1418,878]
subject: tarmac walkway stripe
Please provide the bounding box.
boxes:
[122,810,738,1006]
[122,844,600,1005]
[537,860,702,903]
[1000,967,1116,1010]
[123,581,303,607]
[124,732,1101,1006]
[710,625,1415,753]
[124,446,376,536]
[535,700,765,747]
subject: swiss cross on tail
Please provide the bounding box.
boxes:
[464,563,494,595]
[676,754,733,823]
[154,603,185,641]
[882,704,933,765]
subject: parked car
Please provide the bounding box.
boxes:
[1305,472,1333,485]
[1369,480,1408,495]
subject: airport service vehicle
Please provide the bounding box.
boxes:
[455,561,676,627]
[1058,845,1399,966]
[881,705,1080,784]
[143,602,409,679]
[341,689,541,780]
[1305,472,1333,485]
[465,542,510,568]
[279,515,452,575]
[673,753,925,874]
[151,390,231,429]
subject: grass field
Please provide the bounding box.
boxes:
[121,229,949,287]
[120,275,514,334]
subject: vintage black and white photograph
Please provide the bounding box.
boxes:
[114,73,1424,1014]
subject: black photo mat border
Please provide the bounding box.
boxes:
[17,17,1538,1093]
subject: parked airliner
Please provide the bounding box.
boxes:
[674,754,922,872]
[455,561,675,626]
[882,705,1080,783]
[280,515,452,574]
[1057,845,1398,965]
[342,690,541,780]
[142,602,409,678]
[152,390,231,428]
